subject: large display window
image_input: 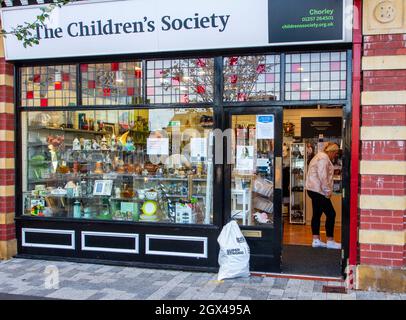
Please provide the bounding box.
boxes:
[22,108,214,225]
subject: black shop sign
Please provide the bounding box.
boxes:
[268,0,344,44]
[301,117,342,138]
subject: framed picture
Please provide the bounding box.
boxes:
[103,123,116,136]
[93,180,113,196]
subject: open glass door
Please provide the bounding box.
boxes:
[225,107,283,273]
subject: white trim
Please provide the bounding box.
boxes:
[81,231,139,254]
[145,234,208,258]
[22,228,75,250]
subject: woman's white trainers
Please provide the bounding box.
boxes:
[327,241,341,249]
[312,239,327,248]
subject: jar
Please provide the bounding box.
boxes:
[73,201,81,218]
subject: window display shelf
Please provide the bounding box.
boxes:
[166,194,188,198]
[28,126,106,135]
[23,108,214,225]
[289,142,306,224]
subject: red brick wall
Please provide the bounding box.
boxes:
[361,105,406,126]
[364,34,406,56]
[360,244,405,268]
[363,70,406,91]
[0,55,15,258]
[360,34,406,269]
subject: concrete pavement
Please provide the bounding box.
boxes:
[0,258,404,300]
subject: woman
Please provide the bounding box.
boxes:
[305,142,341,249]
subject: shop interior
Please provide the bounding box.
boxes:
[281,105,343,277]
[229,105,343,277]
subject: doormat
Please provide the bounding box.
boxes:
[282,245,341,277]
[322,286,347,294]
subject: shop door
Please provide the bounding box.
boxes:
[224,107,283,272]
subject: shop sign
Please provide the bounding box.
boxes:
[301,117,343,138]
[1,0,352,60]
[268,0,346,44]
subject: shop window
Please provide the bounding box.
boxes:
[81,61,143,105]
[22,108,214,225]
[285,51,347,101]
[20,65,77,107]
[146,58,214,104]
[223,55,281,102]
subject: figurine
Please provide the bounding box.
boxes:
[47,135,64,149]
[83,139,92,150]
[116,159,125,174]
[100,136,109,150]
[103,153,113,173]
[111,134,117,151]
[124,136,135,152]
[118,131,129,150]
[94,161,104,174]
[72,138,81,151]
[92,139,101,150]
[156,167,163,176]
[254,212,270,224]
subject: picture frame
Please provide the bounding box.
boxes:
[103,123,116,136]
[93,180,113,196]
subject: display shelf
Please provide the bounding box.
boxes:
[24,128,212,224]
[166,194,188,198]
[28,126,106,135]
[289,142,306,224]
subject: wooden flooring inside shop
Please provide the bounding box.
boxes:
[283,217,342,246]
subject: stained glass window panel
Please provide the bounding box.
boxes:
[285,51,347,101]
[81,61,143,105]
[223,55,281,102]
[146,58,214,104]
[21,65,77,107]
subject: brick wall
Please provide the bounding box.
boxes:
[361,105,406,126]
[0,52,16,259]
[359,33,406,273]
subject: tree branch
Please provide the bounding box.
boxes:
[0,0,71,48]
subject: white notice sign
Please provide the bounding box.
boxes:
[256,115,274,140]
[236,145,254,171]
[147,138,169,155]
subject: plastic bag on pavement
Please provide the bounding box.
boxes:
[217,220,250,281]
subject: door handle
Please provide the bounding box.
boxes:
[275,156,282,189]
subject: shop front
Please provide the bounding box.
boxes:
[1,0,354,275]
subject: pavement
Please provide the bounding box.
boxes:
[0,258,404,300]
